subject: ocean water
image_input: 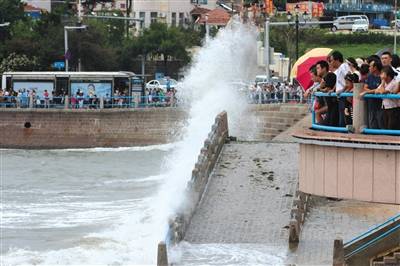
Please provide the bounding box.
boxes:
[1,18,260,265]
[1,145,173,265]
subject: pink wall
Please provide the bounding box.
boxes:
[299,144,400,205]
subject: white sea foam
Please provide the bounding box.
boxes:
[2,18,259,265]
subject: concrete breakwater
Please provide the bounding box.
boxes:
[0,108,186,149]
[162,112,229,252]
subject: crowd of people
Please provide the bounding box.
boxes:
[248,82,304,103]
[0,87,178,109]
[304,51,400,130]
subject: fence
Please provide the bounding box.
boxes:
[311,84,400,136]
[0,95,178,109]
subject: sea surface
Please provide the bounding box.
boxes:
[1,145,173,265]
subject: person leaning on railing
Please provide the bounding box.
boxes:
[374,66,400,130]
[361,59,384,129]
[361,66,400,130]
[318,60,338,127]
[343,73,359,126]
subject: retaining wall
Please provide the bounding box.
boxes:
[166,111,229,245]
[298,143,400,205]
[0,108,186,149]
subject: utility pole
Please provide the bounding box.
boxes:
[395,0,398,53]
[126,0,132,38]
[265,16,270,83]
[78,0,83,23]
[295,13,299,60]
[64,25,88,72]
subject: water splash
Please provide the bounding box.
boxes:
[2,19,259,265]
[152,17,259,260]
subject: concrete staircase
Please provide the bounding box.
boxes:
[236,104,309,141]
[372,250,400,266]
[343,214,400,266]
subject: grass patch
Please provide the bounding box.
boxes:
[301,43,399,59]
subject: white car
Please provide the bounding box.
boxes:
[332,15,369,32]
[146,78,178,91]
[352,19,369,32]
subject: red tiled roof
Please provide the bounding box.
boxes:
[197,8,231,26]
[190,6,211,15]
[24,4,43,12]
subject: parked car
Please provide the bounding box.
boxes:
[352,19,369,32]
[146,78,178,90]
[331,15,369,32]
[372,18,389,29]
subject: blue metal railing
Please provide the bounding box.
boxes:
[0,95,178,109]
[344,213,400,259]
[311,92,400,136]
[325,3,393,13]
[311,92,353,133]
[363,94,400,136]
[344,213,400,247]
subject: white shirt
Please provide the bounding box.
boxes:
[335,63,351,93]
[382,79,400,109]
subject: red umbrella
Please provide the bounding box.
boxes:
[296,56,327,91]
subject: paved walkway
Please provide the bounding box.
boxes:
[173,141,400,265]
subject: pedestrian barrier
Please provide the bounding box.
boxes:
[311,90,400,136]
[333,214,400,265]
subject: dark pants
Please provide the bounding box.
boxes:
[383,107,400,130]
[338,98,346,127]
[367,99,384,129]
[323,97,339,127]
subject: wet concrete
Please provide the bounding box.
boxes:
[173,141,399,265]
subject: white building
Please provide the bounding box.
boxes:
[93,0,217,28]
[22,0,52,11]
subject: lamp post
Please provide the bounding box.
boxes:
[205,14,209,37]
[395,0,398,53]
[287,4,310,60]
[64,25,88,72]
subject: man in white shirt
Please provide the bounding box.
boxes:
[328,51,351,127]
[381,51,400,82]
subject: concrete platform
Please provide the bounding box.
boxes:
[172,142,400,265]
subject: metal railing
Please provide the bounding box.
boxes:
[325,3,393,13]
[0,95,179,109]
[311,92,400,136]
[344,213,400,259]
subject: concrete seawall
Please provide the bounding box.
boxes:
[0,108,186,149]
[166,111,229,246]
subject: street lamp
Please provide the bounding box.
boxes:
[64,25,88,72]
[205,14,209,37]
[287,4,310,60]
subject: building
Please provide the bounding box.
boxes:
[323,0,394,20]
[89,0,218,28]
[22,0,52,12]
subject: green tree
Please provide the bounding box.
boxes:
[0,53,39,72]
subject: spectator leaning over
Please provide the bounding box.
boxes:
[361,59,384,129]
[318,60,338,126]
[343,73,359,126]
[346,57,361,80]
[359,63,370,83]
[374,66,400,130]
[328,50,350,127]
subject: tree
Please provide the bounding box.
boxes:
[0,53,39,72]
[0,0,24,24]
[139,23,190,74]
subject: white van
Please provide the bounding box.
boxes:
[331,15,369,32]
